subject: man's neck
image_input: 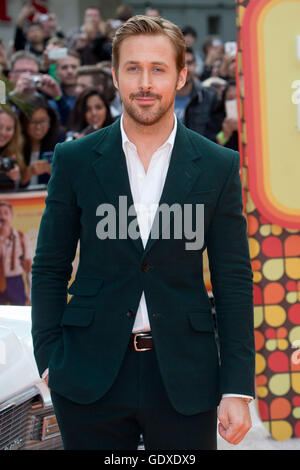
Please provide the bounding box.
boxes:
[62,84,76,97]
[122,109,175,173]
[31,42,44,52]
[0,225,12,238]
[123,109,175,149]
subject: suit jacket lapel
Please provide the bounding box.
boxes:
[91,119,144,254]
[91,118,205,257]
[143,120,205,256]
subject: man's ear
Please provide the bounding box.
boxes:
[176,67,187,91]
[111,67,119,90]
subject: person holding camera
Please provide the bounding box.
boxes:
[0,107,25,191]
[18,95,63,188]
[8,51,72,129]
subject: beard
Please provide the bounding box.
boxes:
[121,90,176,126]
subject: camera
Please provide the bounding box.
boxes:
[0,157,15,172]
[30,75,42,88]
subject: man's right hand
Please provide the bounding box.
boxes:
[42,369,49,386]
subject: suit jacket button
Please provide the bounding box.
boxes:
[141,263,151,272]
[126,310,134,318]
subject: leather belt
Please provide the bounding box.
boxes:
[130,332,154,351]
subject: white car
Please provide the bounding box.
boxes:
[0,306,62,450]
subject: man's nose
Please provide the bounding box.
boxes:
[138,70,152,90]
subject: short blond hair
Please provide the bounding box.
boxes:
[112,15,186,74]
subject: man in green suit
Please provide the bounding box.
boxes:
[31,15,255,450]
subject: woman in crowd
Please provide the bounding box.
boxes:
[67,87,113,139]
[0,107,25,191]
[18,95,63,187]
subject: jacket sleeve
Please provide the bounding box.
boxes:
[31,142,81,376]
[206,151,255,397]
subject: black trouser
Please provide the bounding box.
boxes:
[50,347,217,450]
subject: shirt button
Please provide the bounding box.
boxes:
[126,310,134,318]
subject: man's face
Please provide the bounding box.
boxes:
[9,58,39,84]
[185,51,196,84]
[112,34,186,126]
[84,8,101,26]
[75,75,94,96]
[40,13,57,37]
[26,25,45,45]
[145,8,161,17]
[184,34,196,47]
[0,205,13,229]
[56,55,80,87]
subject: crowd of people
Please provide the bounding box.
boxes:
[0,3,239,192]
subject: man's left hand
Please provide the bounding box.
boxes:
[217,397,252,445]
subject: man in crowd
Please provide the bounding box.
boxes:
[49,50,81,126]
[67,6,111,65]
[175,46,218,140]
[145,6,161,17]
[8,50,72,128]
[14,2,46,63]
[181,25,203,76]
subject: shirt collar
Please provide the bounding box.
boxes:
[120,114,177,154]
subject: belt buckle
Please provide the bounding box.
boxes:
[133,333,152,352]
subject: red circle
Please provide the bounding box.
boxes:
[288,304,300,325]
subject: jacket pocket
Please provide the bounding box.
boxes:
[68,277,103,296]
[188,311,215,333]
[60,306,95,327]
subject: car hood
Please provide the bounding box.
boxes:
[0,306,40,405]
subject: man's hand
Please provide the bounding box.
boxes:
[37,74,62,100]
[44,374,49,386]
[13,72,35,95]
[218,397,252,445]
[17,2,35,28]
[6,156,20,182]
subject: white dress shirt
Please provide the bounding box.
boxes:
[121,114,177,332]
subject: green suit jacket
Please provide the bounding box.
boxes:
[31,118,255,415]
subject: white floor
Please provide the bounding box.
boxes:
[217,401,300,450]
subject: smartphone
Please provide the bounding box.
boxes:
[224,41,237,57]
[41,152,54,163]
[48,48,68,60]
[225,99,238,120]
